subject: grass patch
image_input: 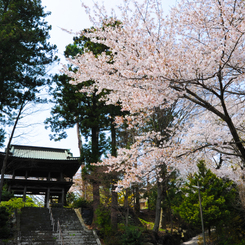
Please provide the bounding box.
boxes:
[138,218,166,232]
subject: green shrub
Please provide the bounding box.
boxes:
[72,197,92,209]
[95,205,112,238]
[0,197,37,214]
[120,225,143,245]
[0,207,9,227]
[0,207,11,239]
[66,192,78,207]
[1,184,14,201]
[0,225,12,239]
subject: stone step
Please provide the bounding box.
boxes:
[18,207,100,245]
[20,242,57,245]
[56,239,98,245]
[19,207,58,245]
[54,230,98,244]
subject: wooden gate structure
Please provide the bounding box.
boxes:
[0,145,80,207]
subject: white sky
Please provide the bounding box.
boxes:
[1,0,175,157]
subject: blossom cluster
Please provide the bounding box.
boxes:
[64,0,245,187]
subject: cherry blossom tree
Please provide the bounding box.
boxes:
[64,0,245,184]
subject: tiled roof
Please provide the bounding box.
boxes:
[9,145,77,160]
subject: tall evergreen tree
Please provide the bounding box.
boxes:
[46,27,123,217]
[0,0,57,142]
[175,160,238,235]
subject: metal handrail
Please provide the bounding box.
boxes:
[57,219,64,245]
[48,206,55,232]
[49,207,64,245]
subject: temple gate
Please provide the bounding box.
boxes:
[0,145,80,207]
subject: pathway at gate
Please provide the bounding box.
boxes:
[16,207,100,245]
[181,235,200,245]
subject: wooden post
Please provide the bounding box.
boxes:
[60,172,64,181]
[23,186,27,202]
[61,188,65,206]
[47,187,50,208]
[45,192,47,207]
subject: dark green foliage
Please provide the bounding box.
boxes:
[0,0,57,137]
[46,26,125,168]
[175,160,238,232]
[66,192,78,207]
[0,128,5,147]
[46,72,112,167]
[202,225,245,245]
[1,184,14,201]
[120,225,143,245]
[0,206,11,239]
[94,205,144,245]
[71,197,92,209]
[95,205,112,238]
[0,207,9,227]
[65,27,110,58]
[0,0,57,104]
[144,185,158,210]
[46,28,114,165]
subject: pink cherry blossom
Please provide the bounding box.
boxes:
[64,0,245,187]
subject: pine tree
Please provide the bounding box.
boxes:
[46,26,124,219]
[175,160,238,234]
[0,0,57,142]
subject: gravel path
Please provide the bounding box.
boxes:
[181,234,201,245]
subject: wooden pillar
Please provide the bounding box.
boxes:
[25,170,28,180]
[48,172,51,181]
[46,187,50,208]
[12,170,15,180]
[23,186,27,202]
[60,172,64,181]
[44,192,47,207]
[61,188,65,206]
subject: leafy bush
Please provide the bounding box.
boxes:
[0,197,37,214]
[1,184,14,201]
[120,225,143,245]
[198,228,245,245]
[71,197,92,209]
[0,207,9,226]
[175,160,238,232]
[95,205,112,238]
[0,207,11,239]
[66,192,78,207]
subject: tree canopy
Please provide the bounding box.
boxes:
[0,0,57,143]
[63,0,245,184]
[175,161,238,232]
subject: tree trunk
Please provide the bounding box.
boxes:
[153,181,164,233]
[110,118,117,157]
[92,181,100,217]
[110,118,118,229]
[91,122,100,217]
[170,209,173,234]
[76,121,82,155]
[161,208,167,230]
[124,189,129,227]
[134,185,140,215]
[111,184,118,230]
[0,103,24,202]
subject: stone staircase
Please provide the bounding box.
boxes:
[52,208,99,245]
[18,207,57,245]
[17,207,100,245]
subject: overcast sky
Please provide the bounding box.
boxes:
[1,0,175,157]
